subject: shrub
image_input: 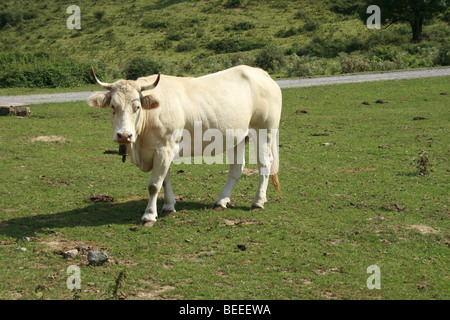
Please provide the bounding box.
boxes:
[123,57,161,80]
[207,38,265,53]
[330,0,362,15]
[434,44,450,66]
[141,20,169,29]
[302,19,320,32]
[254,45,285,72]
[166,32,185,41]
[175,41,197,52]
[223,0,247,8]
[93,10,105,20]
[275,26,301,38]
[285,54,342,77]
[339,52,370,73]
[225,21,255,31]
[0,9,23,29]
[0,52,93,88]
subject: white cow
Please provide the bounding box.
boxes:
[88,65,282,226]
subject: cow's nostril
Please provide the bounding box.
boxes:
[117,132,132,142]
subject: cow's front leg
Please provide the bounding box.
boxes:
[141,148,172,226]
[161,169,176,216]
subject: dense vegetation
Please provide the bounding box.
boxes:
[0,0,448,88]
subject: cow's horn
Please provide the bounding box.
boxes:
[91,67,112,90]
[140,73,161,91]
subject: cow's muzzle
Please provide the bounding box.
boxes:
[116,132,133,144]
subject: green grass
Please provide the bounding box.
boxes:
[0,76,449,300]
[0,0,448,88]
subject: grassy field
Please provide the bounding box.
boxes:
[0,76,448,300]
[0,0,449,88]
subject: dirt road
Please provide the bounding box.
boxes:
[0,67,449,106]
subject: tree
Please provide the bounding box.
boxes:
[359,0,449,42]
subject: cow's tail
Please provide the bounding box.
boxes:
[270,135,281,197]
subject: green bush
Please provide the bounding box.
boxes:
[302,19,320,32]
[0,9,23,29]
[0,52,94,88]
[275,26,301,38]
[223,0,247,8]
[254,45,285,72]
[175,41,197,52]
[123,57,161,80]
[207,38,265,53]
[141,20,169,29]
[434,44,449,66]
[339,52,370,73]
[225,21,255,31]
[330,0,362,15]
[297,35,368,58]
[285,54,342,77]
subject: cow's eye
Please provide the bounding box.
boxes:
[111,105,116,115]
[134,105,141,113]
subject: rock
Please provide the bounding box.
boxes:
[362,101,371,105]
[13,106,31,117]
[295,110,308,114]
[237,244,247,251]
[88,251,108,266]
[0,106,12,116]
[440,92,447,95]
[376,99,387,104]
[16,247,27,252]
[0,105,31,117]
[322,143,331,146]
[63,249,79,260]
[20,236,31,242]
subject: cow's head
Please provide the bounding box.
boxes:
[88,68,160,144]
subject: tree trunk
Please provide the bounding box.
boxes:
[410,16,424,43]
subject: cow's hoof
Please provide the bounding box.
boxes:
[213,204,227,211]
[250,205,263,211]
[161,210,176,217]
[141,220,156,227]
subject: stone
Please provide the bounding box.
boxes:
[88,251,108,266]
[63,249,79,259]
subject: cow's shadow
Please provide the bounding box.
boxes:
[0,199,248,239]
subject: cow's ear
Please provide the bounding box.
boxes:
[141,94,160,110]
[88,92,111,108]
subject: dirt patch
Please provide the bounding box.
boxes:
[408,225,439,235]
[381,204,405,212]
[84,195,115,203]
[135,279,175,300]
[31,136,69,143]
[337,167,376,173]
[221,218,262,226]
[38,238,101,254]
[242,168,258,176]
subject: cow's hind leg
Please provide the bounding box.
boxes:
[252,129,274,210]
[213,143,245,210]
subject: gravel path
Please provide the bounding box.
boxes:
[0,67,449,106]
